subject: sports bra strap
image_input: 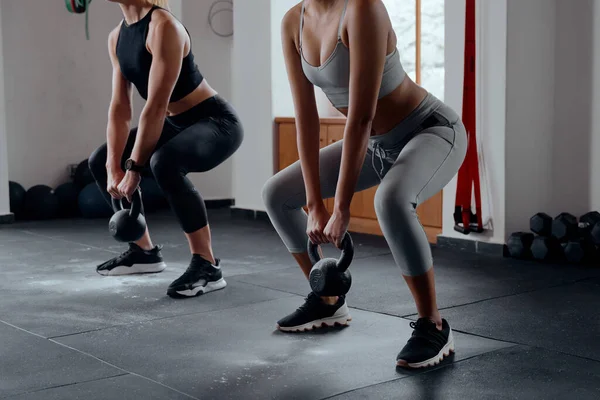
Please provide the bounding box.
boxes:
[337,0,349,40]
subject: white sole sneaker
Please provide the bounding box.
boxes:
[98,262,167,277]
[397,330,455,369]
[168,278,227,298]
[277,303,352,332]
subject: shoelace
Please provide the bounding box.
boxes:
[120,248,134,258]
[371,142,387,181]
[408,319,447,348]
[298,294,322,313]
[179,262,212,282]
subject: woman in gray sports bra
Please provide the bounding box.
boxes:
[262,0,467,369]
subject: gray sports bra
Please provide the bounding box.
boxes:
[299,0,406,109]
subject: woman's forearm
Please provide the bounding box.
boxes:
[297,119,324,209]
[334,121,372,211]
[106,109,131,169]
[129,107,167,165]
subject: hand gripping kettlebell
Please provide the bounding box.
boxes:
[109,189,146,243]
[307,232,354,297]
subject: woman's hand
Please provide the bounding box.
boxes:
[324,207,351,249]
[117,171,141,202]
[307,202,331,245]
[107,167,125,199]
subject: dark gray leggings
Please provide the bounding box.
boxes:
[89,95,243,233]
[262,94,466,276]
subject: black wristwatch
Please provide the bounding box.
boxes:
[124,158,144,173]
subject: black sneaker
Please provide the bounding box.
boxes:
[96,243,166,276]
[396,318,455,369]
[167,255,227,298]
[276,292,351,332]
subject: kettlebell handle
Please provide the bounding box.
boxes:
[111,188,142,219]
[307,232,354,273]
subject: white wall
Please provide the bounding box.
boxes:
[592,0,600,210]
[474,0,507,243]
[0,2,9,216]
[271,0,297,118]
[231,0,273,210]
[552,0,595,215]
[2,0,121,189]
[504,0,557,237]
[181,0,234,200]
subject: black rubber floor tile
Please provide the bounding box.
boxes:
[54,297,510,400]
[438,281,600,361]
[233,250,599,317]
[0,323,120,399]
[4,374,193,400]
[0,270,293,338]
[330,346,600,400]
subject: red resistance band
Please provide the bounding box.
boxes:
[454,0,483,235]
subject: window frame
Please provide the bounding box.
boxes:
[415,0,422,85]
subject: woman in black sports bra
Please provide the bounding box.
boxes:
[88,0,243,298]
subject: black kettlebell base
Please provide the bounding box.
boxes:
[109,219,145,243]
[309,265,352,297]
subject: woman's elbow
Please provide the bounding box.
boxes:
[141,103,168,120]
[108,103,132,124]
[348,114,374,132]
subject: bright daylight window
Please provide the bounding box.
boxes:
[383,0,445,100]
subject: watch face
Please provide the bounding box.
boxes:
[125,159,133,170]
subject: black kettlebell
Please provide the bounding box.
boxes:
[307,232,354,297]
[109,189,146,243]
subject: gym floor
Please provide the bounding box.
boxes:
[1,209,599,400]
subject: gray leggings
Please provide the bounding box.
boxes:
[262,93,467,276]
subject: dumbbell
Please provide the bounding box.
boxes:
[531,235,562,262]
[580,211,600,245]
[507,232,534,259]
[561,240,586,264]
[558,212,600,264]
[552,212,578,242]
[529,212,568,262]
[530,212,552,236]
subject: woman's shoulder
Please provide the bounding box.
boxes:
[149,7,180,28]
[147,7,187,42]
[108,23,122,50]
[281,2,303,39]
[345,0,389,19]
[282,2,303,28]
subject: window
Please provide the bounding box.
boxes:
[383,0,445,100]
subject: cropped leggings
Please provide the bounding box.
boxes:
[262,93,467,276]
[89,95,243,233]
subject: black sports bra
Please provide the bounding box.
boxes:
[115,6,204,102]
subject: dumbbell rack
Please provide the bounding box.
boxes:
[506,212,600,265]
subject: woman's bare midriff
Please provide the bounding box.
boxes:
[166,79,218,116]
[335,76,429,136]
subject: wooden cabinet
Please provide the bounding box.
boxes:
[274,117,442,243]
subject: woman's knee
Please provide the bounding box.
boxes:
[262,175,284,212]
[88,144,108,179]
[374,182,433,276]
[150,148,179,183]
[374,181,414,220]
[262,171,303,214]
